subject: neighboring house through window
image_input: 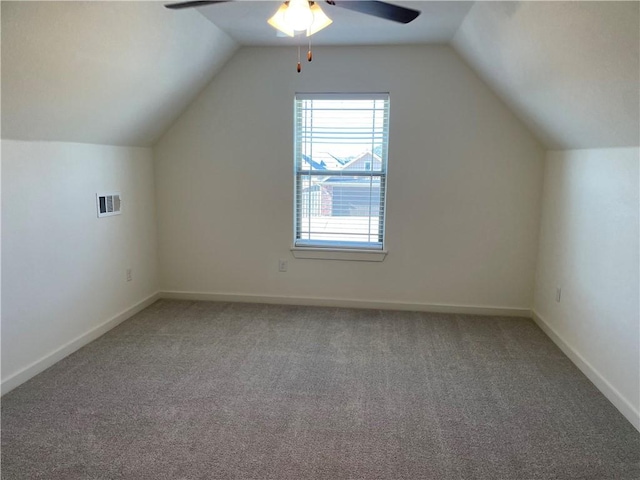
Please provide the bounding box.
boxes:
[294,93,390,251]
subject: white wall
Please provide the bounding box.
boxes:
[1,140,159,391]
[154,45,545,311]
[533,147,640,428]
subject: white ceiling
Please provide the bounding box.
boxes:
[198,1,474,45]
[2,1,638,150]
[453,1,640,149]
[1,1,238,147]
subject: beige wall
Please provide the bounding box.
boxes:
[534,147,640,428]
[1,140,159,389]
[154,45,545,310]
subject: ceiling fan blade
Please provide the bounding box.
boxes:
[326,1,420,24]
[165,1,230,10]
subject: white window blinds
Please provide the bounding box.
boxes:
[294,93,390,250]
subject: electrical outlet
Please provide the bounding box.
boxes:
[126,268,132,282]
[555,287,561,303]
[278,259,288,272]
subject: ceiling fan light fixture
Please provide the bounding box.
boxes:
[307,3,332,36]
[283,0,314,31]
[268,3,295,37]
[268,1,332,37]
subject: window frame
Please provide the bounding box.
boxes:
[291,93,390,261]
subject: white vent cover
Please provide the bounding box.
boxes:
[96,193,121,218]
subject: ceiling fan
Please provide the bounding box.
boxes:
[165,1,421,71]
[165,1,421,25]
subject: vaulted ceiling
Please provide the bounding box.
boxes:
[453,1,640,149]
[1,1,238,147]
[2,1,638,149]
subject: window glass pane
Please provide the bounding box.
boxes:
[294,94,389,250]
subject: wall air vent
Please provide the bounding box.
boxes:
[96,193,122,218]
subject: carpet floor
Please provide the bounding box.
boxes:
[2,300,639,479]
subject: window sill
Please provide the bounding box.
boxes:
[290,247,387,262]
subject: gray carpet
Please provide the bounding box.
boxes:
[2,300,639,479]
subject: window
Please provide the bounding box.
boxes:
[294,93,390,253]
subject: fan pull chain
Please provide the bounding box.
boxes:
[297,45,301,73]
[307,36,313,62]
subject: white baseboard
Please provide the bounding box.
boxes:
[160,290,530,317]
[531,309,640,432]
[1,292,161,396]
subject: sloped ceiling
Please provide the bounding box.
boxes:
[453,1,640,149]
[2,1,638,150]
[1,1,238,147]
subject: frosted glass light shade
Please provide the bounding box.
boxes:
[268,4,295,37]
[307,3,332,36]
